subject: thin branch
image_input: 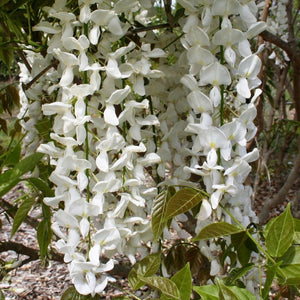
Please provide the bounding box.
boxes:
[0,241,64,280]
[164,0,174,28]
[259,30,300,66]
[126,23,174,35]
[24,60,58,90]
[259,31,290,57]
[0,241,39,259]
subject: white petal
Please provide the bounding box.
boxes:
[207,148,218,168]
[95,277,108,294]
[96,151,109,172]
[133,75,145,96]
[79,5,91,23]
[42,103,72,115]
[246,21,267,39]
[106,59,122,79]
[76,125,86,145]
[63,37,80,51]
[210,259,220,276]
[73,274,90,295]
[90,9,114,26]
[210,86,221,107]
[186,26,210,47]
[89,25,100,45]
[238,40,252,57]
[107,86,131,104]
[108,16,123,36]
[79,52,89,71]
[237,77,251,98]
[86,271,97,294]
[180,74,198,91]
[199,62,231,86]
[89,244,100,266]
[238,55,261,79]
[110,153,128,170]
[80,218,90,238]
[78,35,90,49]
[32,21,60,34]
[77,171,88,191]
[197,199,212,220]
[239,4,257,24]
[210,190,222,209]
[60,66,74,86]
[201,6,212,27]
[224,47,236,67]
[104,104,119,125]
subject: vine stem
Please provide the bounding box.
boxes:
[83,23,92,251]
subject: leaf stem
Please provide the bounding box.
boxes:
[220,205,277,265]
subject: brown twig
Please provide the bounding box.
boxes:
[127,23,175,35]
[0,241,64,279]
[164,0,174,28]
[259,30,300,66]
[24,60,58,90]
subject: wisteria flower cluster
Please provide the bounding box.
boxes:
[18,0,266,296]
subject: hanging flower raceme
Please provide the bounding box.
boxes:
[176,0,266,291]
[18,0,268,297]
[26,0,169,296]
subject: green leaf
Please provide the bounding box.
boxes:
[36,118,51,141]
[0,288,5,300]
[164,188,204,221]
[5,144,21,166]
[293,218,300,243]
[185,246,211,281]
[27,177,54,197]
[231,232,257,266]
[265,203,294,257]
[293,218,300,231]
[61,287,78,300]
[278,246,300,285]
[170,263,192,300]
[140,276,180,299]
[225,263,255,285]
[11,195,35,237]
[151,186,175,241]
[0,0,11,7]
[193,222,244,241]
[193,285,219,300]
[0,152,44,198]
[217,280,256,300]
[128,253,161,290]
[262,263,280,299]
[37,206,52,260]
[294,232,300,244]
[164,243,187,273]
